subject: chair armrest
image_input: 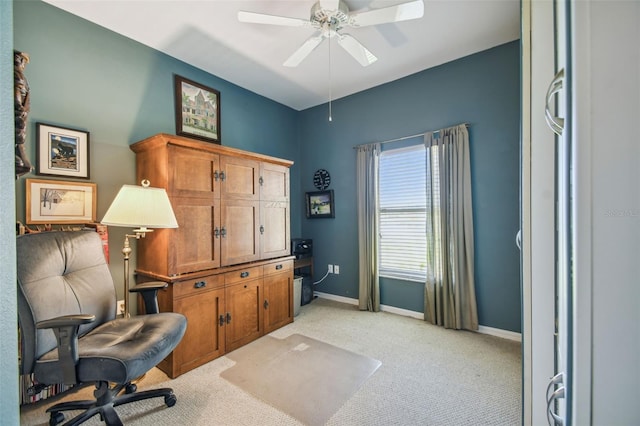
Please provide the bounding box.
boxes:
[36,314,95,330]
[129,281,168,314]
[36,314,96,384]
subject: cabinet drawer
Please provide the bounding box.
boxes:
[263,259,293,276]
[173,275,224,299]
[224,266,263,285]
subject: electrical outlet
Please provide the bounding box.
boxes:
[328,264,333,273]
[334,265,340,274]
[117,299,125,316]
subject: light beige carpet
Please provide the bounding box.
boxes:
[221,333,381,426]
[21,298,521,425]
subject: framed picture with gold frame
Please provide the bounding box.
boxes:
[25,178,97,224]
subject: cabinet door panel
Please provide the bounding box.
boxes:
[221,199,260,266]
[261,201,290,259]
[173,288,225,372]
[263,271,293,334]
[169,146,219,198]
[225,280,263,351]
[220,156,259,200]
[172,198,221,274]
[260,163,289,201]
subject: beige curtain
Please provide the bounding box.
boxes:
[356,144,380,312]
[424,124,478,330]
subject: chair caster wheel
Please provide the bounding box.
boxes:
[164,392,177,407]
[49,412,65,426]
[125,383,137,394]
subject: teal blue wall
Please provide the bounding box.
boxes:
[12,0,520,333]
[12,0,302,303]
[298,41,521,332]
[1,0,20,422]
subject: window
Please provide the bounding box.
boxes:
[378,145,428,281]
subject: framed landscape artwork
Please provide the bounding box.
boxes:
[174,75,221,144]
[36,123,90,179]
[306,190,335,219]
[25,178,97,224]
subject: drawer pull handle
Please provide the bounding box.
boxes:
[275,264,283,270]
[240,271,249,278]
[194,281,206,289]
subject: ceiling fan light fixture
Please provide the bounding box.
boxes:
[239,0,424,67]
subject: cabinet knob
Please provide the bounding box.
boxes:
[275,264,283,270]
[259,225,265,235]
[213,170,219,181]
[220,171,226,182]
[220,227,227,238]
[214,227,220,238]
[263,299,269,309]
[194,281,206,289]
[259,176,264,186]
[240,271,250,278]
[226,312,232,324]
[219,314,225,326]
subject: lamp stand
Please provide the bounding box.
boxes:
[120,228,152,317]
[121,234,134,318]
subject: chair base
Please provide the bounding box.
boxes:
[46,381,177,426]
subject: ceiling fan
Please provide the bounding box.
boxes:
[238,0,424,67]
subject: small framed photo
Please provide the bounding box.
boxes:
[25,178,97,224]
[174,75,221,144]
[306,190,335,219]
[36,123,90,179]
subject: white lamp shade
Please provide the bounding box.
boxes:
[101,183,178,229]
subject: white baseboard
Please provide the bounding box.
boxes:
[314,291,357,305]
[314,291,521,341]
[477,325,522,342]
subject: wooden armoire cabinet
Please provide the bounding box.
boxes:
[130,133,294,378]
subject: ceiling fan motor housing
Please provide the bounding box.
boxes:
[311,0,350,31]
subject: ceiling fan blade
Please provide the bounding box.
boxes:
[238,10,310,27]
[337,34,378,67]
[284,34,325,67]
[349,0,424,27]
[319,0,340,11]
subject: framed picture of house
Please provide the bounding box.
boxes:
[36,123,90,179]
[306,190,335,219]
[25,178,97,224]
[174,75,221,144]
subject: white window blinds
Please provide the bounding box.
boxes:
[378,145,427,281]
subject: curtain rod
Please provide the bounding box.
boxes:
[353,122,469,149]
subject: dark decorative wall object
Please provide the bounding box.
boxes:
[14,50,32,178]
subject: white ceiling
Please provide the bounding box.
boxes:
[43,0,520,111]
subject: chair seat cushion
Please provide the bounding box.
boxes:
[35,312,187,385]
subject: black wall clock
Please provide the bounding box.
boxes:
[313,169,331,190]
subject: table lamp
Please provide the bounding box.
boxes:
[101,179,178,317]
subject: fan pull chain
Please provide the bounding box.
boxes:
[328,35,332,122]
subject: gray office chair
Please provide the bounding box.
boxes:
[17,231,187,426]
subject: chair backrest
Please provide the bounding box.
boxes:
[17,231,117,375]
